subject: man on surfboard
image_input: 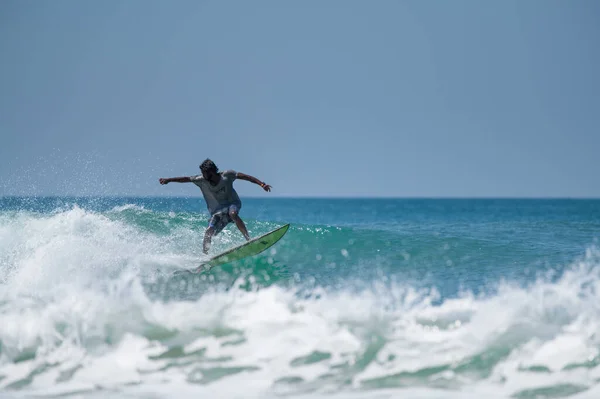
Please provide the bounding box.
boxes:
[159,159,272,254]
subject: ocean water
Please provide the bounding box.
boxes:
[1,196,600,399]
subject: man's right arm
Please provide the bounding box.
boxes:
[159,177,192,185]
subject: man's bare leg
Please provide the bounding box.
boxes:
[203,226,215,254]
[229,210,250,241]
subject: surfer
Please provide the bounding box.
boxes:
[159,159,272,254]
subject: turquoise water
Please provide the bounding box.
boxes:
[1,196,599,398]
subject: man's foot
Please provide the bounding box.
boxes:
[193,264,206,273]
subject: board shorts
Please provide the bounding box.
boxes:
[208,204,240,235]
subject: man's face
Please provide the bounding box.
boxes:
[202,169,217,180]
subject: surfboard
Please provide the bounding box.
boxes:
[191,223,290,273]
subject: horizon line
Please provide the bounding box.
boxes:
[2,195,600,200]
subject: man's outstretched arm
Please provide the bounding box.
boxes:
[236,172,271,192]
[159,177,192,184]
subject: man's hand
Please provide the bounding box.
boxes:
[159,178,169,185]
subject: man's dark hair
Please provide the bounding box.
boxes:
[200,158,218,173]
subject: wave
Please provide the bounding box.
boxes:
[1,205,599,398]
[1,250,599,398]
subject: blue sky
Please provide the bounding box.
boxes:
[1,0,599,198]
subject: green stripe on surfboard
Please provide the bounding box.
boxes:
[203,223,290,270]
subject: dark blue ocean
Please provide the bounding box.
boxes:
[1,197,599,399]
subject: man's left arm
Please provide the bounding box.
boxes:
[236,172,272,192]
